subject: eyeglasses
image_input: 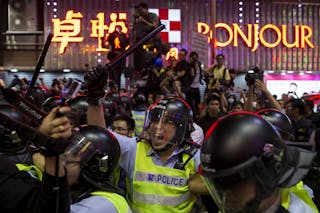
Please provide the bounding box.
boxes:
[112,126,128,132]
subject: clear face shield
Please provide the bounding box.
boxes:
[142,107,186,150]
[202,174,257,213]
[200,157,258,213]
[62,130,94,166]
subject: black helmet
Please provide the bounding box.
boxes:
[103,99,117,127]
[67,95,88,125]
[106,92,121,105]
[200,112,315,212]
[132,92,147,111]
[66,125,120,189]
[0,104,28,153]
[119,95,132,113]
[257,108,294,141]
[42,96,61,112]
[0,104,28,123]
[143,97,193,150]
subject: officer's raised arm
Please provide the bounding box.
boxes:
[82,65,108,128]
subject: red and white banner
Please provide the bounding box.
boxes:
[149,8,181,43]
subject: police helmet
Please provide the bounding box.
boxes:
[257,108,294,141]
[42,96,60,112]
[0,104,28,123]
[144,97,193,148]
[119,95,132,113]
[132,92,147,111]
[67,95,88,125]
[200,112,315,211]
[106,92,121,105]
[103,99,117,127]
[67,125,120,189]
[0,104,28,153]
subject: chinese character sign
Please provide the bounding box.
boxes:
[52,10,84,54]
[52,11,129,54]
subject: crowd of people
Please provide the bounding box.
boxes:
[1,2,320,213]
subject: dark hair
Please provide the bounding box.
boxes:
[286,99,306,115]
[216,54,225,60]
[206,94,221,105]
[304,100,314,111]
[137,2,148,9]
[180,48,188,55]
[229,68,236,74]
[231,101,245,110]
[112,114,135,131]
[189,51,198,58]
[51,78,60,87]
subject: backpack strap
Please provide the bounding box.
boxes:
[222,67,227,80]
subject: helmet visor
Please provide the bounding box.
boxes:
[202,175,257,213]
[142,108,185,148]
[202,176,226,212]
[200,157,258,213]
[63,130,95,166]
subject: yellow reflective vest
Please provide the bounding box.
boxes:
[281,181,319,213]
[91,191,131,213]
[131,110,145,137]
[217,181,318,213]
[16,163,43,181]
[131,142,197,213]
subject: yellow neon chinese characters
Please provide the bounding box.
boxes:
[91,12,109,51]
[52,10,84,54]
[91,12,128,52]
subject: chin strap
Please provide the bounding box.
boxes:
[174,139,200,170]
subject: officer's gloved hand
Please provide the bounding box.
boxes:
[82,65,107,106]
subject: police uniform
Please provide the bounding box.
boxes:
[111,132,200,213]
[280,182,318,213]
[71,191,132,213]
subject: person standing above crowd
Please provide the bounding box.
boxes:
[133,2,161,71]
[205,54,230,93]
[174,48,192,98]
[187,51,203,120]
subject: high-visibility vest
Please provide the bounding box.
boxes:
[131,142,197,213]
[281,181,319,213]
[91,191,131,213]
[131,110,145,137]
[218,181,319,213]
[16,163,43,181]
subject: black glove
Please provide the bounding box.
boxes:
[82,65,108,105]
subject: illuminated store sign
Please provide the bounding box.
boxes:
[198,22,314,52]
[52,10,128,54]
